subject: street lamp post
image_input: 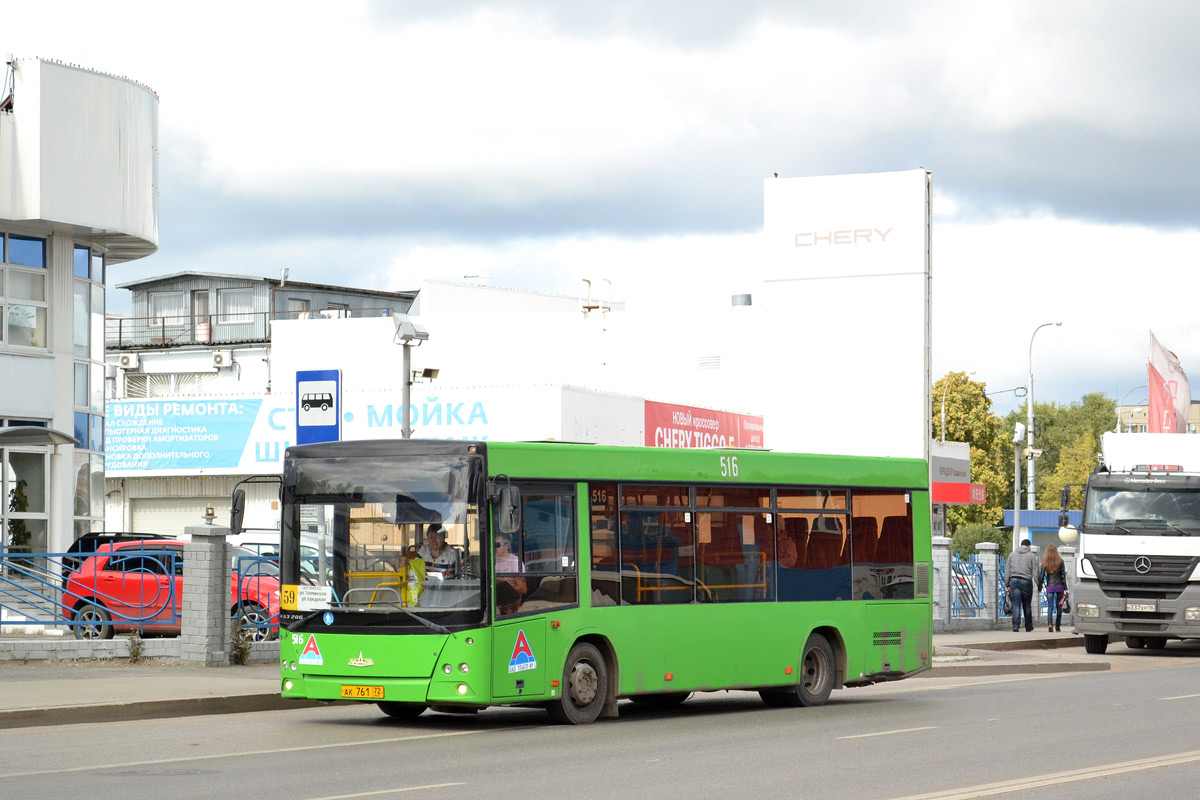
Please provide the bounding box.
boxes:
[939,371,976,444]
[392,314,429,438]
[1116,385,1148,432]
[1026,322,1062,511]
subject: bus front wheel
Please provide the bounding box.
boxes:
[547,642,608,725]
[377,701,427,719]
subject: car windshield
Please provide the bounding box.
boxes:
[1084,488,1200,533]
[282,454,485,627]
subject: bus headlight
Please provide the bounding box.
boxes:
[1077,603,1100,619]
[459,663,470,674]
[457,683,469,695]
[1186,608,1200,621]
[443,663,453,674]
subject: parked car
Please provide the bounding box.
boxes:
[61,540,280,641]
[61,531,175,586]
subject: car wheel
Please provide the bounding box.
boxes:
[547,642,608,724]
[236,602,276,642]
[73,603,114,640]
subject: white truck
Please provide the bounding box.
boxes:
[1064,432,1200,654]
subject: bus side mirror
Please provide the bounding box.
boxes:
[495,486,522,535]
[230,489,246,536]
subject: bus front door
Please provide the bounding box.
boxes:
[492,621,547,698]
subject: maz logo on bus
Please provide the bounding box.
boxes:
[719,455,739,478]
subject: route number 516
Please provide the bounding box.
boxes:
[720,455,739,478]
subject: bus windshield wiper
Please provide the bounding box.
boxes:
[284,610,324,632]
[394,605,454,636]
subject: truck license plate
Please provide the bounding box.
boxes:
[1125,600,1157,613]
[340,684,384,699]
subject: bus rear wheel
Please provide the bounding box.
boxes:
[547,642,608,725]
[760,633,835,708]
[377,701,427,719]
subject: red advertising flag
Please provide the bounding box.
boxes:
[1149,331,1192,433]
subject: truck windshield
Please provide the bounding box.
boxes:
[1084,488,1200,533]
[281,454,485,627]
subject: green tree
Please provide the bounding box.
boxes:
[932,372,1006,529]
[949,522,1011,559]
[1038,429,1097,511]
[1003,393,1111,510]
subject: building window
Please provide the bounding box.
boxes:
[1,260,48,349]
[217,288,254,324]
[74,245,90,278]
[7,234,46,268]
[149,291,186,325]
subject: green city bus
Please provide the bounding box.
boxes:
[273,439,932,724]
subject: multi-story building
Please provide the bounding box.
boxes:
[1,57,157,553]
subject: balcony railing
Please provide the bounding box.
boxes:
[105,308,400,350]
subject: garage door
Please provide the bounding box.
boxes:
[130,497,229,537]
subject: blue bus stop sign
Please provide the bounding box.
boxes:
[296,369,341,445]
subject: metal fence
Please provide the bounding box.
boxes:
[950,555,985,617]
[0,544,278,640]
[106,307,399,349]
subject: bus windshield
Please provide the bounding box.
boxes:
[1084,487,1200,533]
[282,453,485,627]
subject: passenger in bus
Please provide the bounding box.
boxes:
[495,536,527,614]
[418,523,461,576]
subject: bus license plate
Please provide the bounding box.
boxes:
[340,684,384,699]
[1126,600,1157,613]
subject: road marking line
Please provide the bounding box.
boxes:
[1162,693,1200,700]
[837,725,937,740]
[889,748,1200,799]
[308,784,465,799]
[1,729,488,779]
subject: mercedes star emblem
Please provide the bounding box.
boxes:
[1133,556,1152,574]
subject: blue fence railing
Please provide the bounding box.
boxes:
[951,555,985,618]
[0,544,278,640]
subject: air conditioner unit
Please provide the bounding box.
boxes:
[118,353,139,370]
[211,350,233,369]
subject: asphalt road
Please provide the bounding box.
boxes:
[4,646,1200,800]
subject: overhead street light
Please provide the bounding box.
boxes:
[1026,321,1062,510]
[392,313,430,439]
[939,371,976,444]
[1116,385,1148,432]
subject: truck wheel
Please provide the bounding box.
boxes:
[1125,636,1145,649]
[1084,634,1109,654]
[1144,637,1167,650]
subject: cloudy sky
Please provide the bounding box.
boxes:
[9,1,1199,416]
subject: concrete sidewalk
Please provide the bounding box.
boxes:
[0,628,1100,729]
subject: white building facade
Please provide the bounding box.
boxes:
[1,57,157,552]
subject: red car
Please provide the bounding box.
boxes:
[61,540,280,640]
